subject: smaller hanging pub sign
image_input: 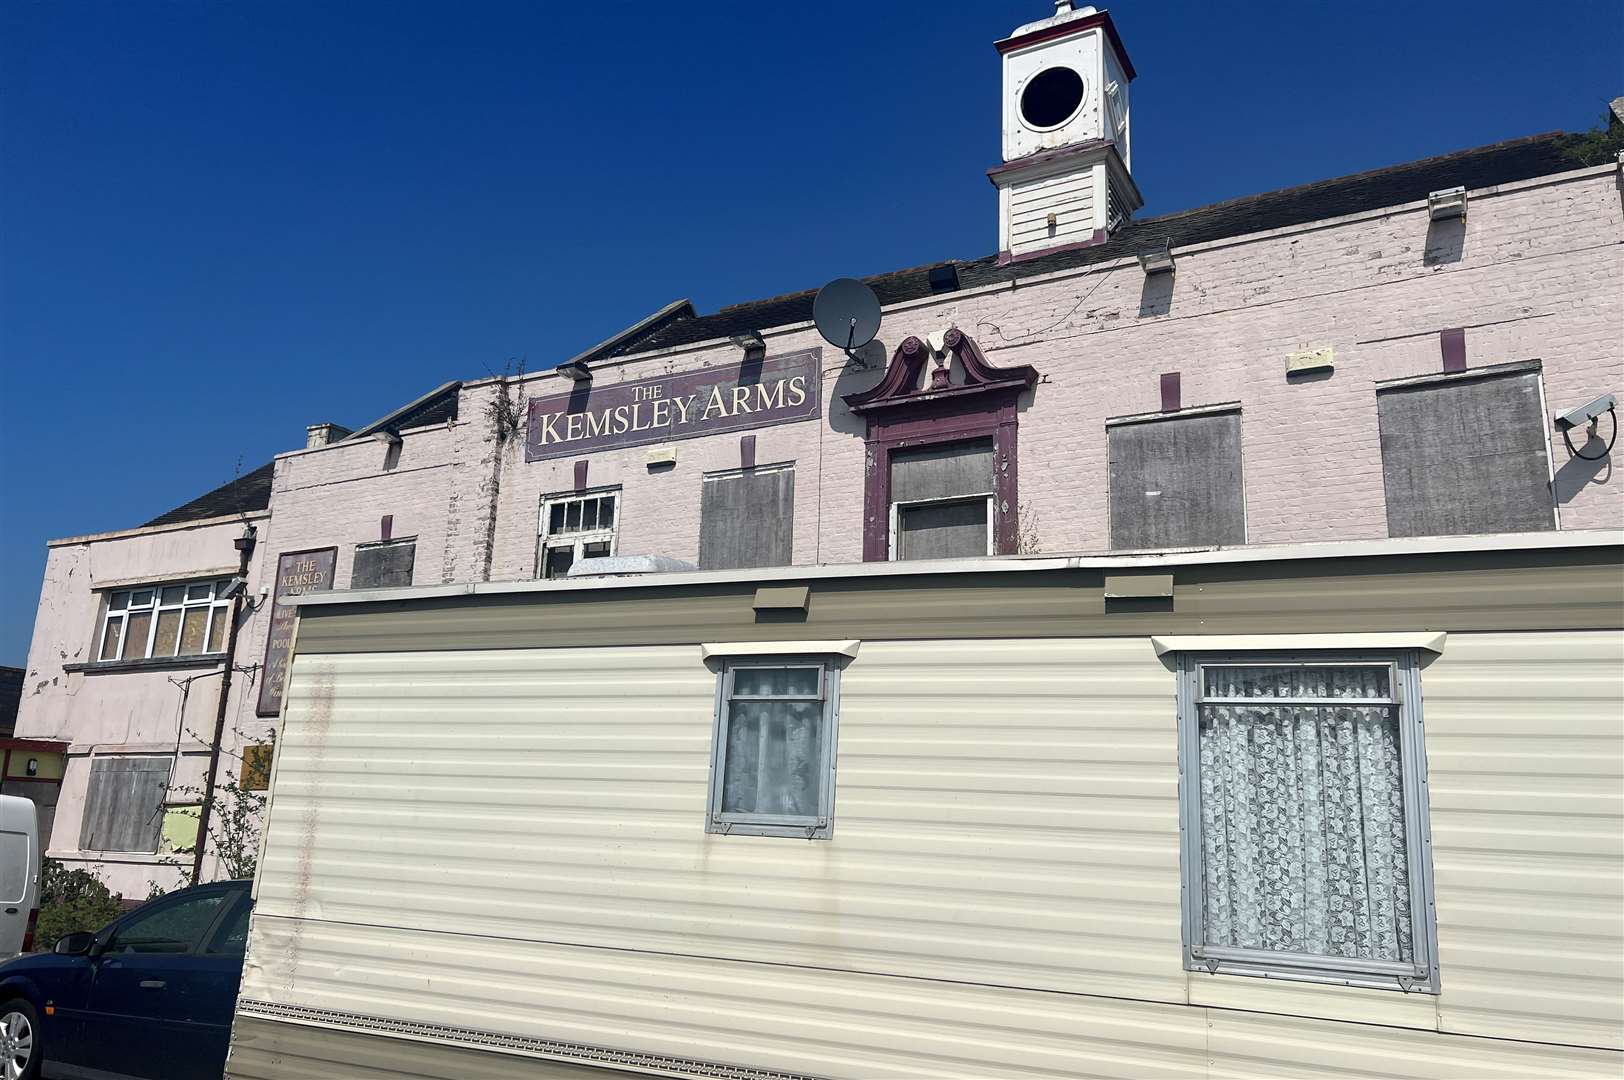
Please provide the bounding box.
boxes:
[256,547,337,717]
[525,349,822,462]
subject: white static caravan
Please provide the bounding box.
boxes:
[227,532,1624,1080]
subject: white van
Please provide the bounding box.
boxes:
[0,795,40,958]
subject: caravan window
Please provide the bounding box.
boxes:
[1177,655,1438,992]
[707,661,839,839]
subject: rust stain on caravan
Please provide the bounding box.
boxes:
[283,662,335,990]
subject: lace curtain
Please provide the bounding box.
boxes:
[1198,664,1413,963]
[720,668,823,818]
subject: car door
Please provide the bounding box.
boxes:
[73,884,240,1080]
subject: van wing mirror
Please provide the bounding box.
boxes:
[52,931,96,956]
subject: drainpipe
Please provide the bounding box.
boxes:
[191,522,257,883]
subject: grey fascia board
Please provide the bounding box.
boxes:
[346,381,463,440]
[282,530,1624,609]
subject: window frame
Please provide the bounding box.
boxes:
[1175,650,1440,993]
[706,657,841,840]
[888,492,995,561]
[97,578,232,662]
[536,487,621,579]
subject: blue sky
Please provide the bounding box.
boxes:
[2,0,1619,664]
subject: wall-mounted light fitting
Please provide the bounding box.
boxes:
[1137,238,1175,275]
[1427,186,1468,221]
[370,426,403,447]
[729,331,767,359]
[555,359,592,383]
[25,758,38,777]
[232,523,257,553]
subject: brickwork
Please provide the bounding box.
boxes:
[465,163,1622,572]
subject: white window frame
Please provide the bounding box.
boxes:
[537,487,620,579]
[888,493,994,561]
[1176,651,1440,993]
[706,657,841,840]
[97,579,232,662]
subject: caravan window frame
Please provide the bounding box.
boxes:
[1175,650,1440,993]
[706,657,841,840]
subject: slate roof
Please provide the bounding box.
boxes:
[619,131,1587,355]
[143,460,275,528]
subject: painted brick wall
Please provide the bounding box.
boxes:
[457,163,1622,575]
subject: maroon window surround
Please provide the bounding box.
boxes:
[843,329,1039,562]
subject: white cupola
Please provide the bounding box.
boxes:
[988,2,1142,262]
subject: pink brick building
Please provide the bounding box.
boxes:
[14,4,1623,896]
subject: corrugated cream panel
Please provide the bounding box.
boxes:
[255,638,1188,1004]
[229,1016,646,1080]
[1422,629,1624,1050]
[238,917,1210,1080]
[233,919,1621,1080]
[1206,1010,1616,1080]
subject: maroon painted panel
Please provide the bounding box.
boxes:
[1440,327,1467,372]
[256,547,337,717]
[525,349,822,462]
[740,434,757,470]
[1160,372,1182,412]
[573,459,589,492]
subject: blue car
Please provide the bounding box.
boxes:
[0,879,251,1080]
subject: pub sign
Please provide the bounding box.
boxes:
[525,349,822,462]
[256,547,337,717]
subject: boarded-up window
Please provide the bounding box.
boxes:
[1108,411,1245,550]
[1377,368,1554,537]
[890,439,994,560]
[700,465,795,571]
[241,744,274,791]
[80,756,171,853]
[352,539,415,589]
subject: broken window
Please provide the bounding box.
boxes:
[537,489,619,579]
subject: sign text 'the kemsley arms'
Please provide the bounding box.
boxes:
[525,350,821,461]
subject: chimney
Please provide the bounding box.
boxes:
[305,422,353,449]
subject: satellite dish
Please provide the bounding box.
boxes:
[814,278,882,357]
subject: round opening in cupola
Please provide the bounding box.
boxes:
[1019,66,1085,130]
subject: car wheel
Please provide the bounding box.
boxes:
[0,1001,39,1080]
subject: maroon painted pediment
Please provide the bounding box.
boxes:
[843,329,1038,415]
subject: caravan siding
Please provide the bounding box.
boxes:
[233,552,1624,1079]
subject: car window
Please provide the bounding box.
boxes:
[106,891,230,955]
[204,894,252,956]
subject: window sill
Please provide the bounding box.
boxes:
[1187,955,1436,995]
[64,654,226,675]
[708,819,833,840]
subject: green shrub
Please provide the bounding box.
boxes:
[34,857,126,951]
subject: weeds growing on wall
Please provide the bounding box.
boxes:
[483,358,529,445]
